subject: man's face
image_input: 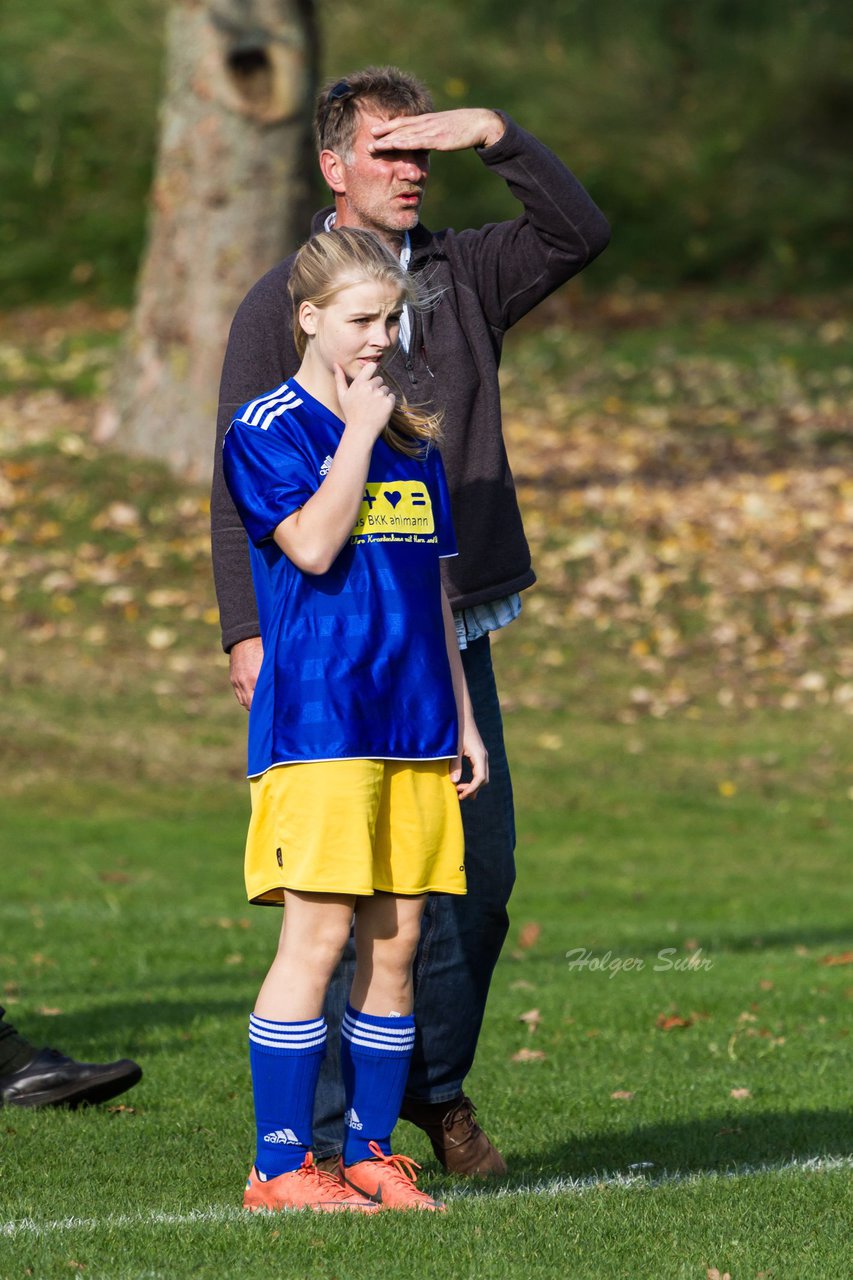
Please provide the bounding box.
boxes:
[326,107,430,238]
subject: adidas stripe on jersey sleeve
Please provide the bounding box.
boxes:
[223,383,312,546]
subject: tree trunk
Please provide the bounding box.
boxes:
[102,0,317,479]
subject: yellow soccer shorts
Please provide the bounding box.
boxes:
[244,758,466,905]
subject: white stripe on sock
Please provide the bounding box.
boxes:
[249,1015,327,1051]
[342,1012,414,1037]
[250,1015,325,1034]
[249,1030,327,1050]
[248,1025,327,1042]
[342,1013,415,1051]
[342,1020,414,1041]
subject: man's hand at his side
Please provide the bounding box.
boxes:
[229,635,263,711]
[368,109,505,155]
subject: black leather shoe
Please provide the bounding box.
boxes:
[0,1047,142,1109]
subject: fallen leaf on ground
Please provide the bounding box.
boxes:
[656,1011,694,1030]
[146,627,177,651]
[610,1090,634,1100]
[821,951,853,966]
[92,501,140,531]
[517,922,541,949]
[511,1048,547,1063]
[518,1008,541,1033]
[730,1087,752,1099]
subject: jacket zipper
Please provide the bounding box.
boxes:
[404,308,419,387]
[403,308,435,386]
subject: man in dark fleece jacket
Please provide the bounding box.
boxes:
[211,67,610,1177]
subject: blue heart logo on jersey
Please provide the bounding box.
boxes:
[383,490,403,508]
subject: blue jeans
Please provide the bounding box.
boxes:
[312,635,516,1158]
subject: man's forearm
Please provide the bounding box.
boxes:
[212,398,260,651]
[211,523,260,652]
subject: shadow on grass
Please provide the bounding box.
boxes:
[16,994,255,1059]
[443,1109,853,1192]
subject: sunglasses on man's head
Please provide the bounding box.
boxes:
[326,80,354,105]
[320,79,356,113]
[318,79,356,131]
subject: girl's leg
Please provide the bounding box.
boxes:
[250,891,354,1179]
[350,891,425,1014]
[341,893,426,1165]
[255,891,355,1020]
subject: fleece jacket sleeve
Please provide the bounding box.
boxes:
[452,113,611,334]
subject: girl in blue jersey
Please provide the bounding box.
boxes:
[224,228,487,1213]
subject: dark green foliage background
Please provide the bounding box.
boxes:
[1,0,851,304]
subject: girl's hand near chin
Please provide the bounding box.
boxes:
[334,362,396,442]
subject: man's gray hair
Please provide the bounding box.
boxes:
[315,66,433,161]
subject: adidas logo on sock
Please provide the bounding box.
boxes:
[263,1128,301,1145]
[344,1107,363,1131]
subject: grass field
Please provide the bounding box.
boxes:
[1,295,851,1278]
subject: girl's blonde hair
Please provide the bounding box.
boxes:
[288,227,443,457]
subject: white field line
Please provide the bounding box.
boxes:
[1,1155,851,1238]
[451,1153,853,1199]
[0,1207,246,1239]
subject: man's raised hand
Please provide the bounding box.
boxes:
[368,109,505,156]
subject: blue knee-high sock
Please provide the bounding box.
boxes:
[249,1013,327,1179]
[340,1003,415,1165]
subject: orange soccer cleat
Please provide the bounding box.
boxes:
[244,1152,379,1213]
[343,1140,446,1211]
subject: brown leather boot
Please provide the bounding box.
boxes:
[314,1154,344,1177]
[399,1094,507,1177]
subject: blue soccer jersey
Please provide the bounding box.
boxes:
[223,379,460,776]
